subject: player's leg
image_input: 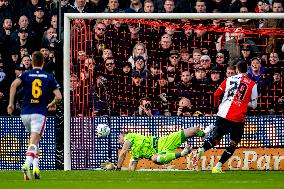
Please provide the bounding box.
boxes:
[183,124,215,139]
[212,121,244,173]
[21,115,33,180]
[193,117,227,166]
[33,145,40,179]
[152,130,192,165]
[30,114,46,179]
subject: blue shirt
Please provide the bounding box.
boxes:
[19,69,60,116]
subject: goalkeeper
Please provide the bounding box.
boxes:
[101,126,213,171]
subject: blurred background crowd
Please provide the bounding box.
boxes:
[0,0,283,117]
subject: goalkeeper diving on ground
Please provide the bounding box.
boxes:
[101,125,214,171]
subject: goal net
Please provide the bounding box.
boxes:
[64,13,284,170]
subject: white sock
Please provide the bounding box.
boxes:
[215,162,223,168]
[24,144,38,167]
[24,156,34,167]
[33,156,39,169]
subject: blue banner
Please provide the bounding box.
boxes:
[0,117,56,170]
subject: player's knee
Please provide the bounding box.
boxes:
[230,140,238,146]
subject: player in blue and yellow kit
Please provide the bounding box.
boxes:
[7,51,62,180]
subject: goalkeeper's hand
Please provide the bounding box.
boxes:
[101,161,120,171]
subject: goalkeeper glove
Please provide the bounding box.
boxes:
[101,161,120,171]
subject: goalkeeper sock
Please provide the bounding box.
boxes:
[156,153,180,164]
[195,130,205,138]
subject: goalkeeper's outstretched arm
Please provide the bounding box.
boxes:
[117,140,131,169]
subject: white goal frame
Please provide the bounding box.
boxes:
[63,13,284,171]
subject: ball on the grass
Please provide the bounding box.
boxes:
[97,124,110,138]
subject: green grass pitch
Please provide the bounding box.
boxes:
[0,170,283,189]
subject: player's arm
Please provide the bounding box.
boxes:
[47,88,62,110]
[213,79,227,108]
[116,140,131,170]
[248,84,258,109]
[7,78,22,115]
[129,160,138,171]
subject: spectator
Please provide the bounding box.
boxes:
[165,50,181,84]
[175,70,194,101]
[225,65,236,78]
[207,0,229,13]
[143,0,155,13]
[179,48,193,71]
[132,55,150,80]
[176,97,202,116]
[248,57,270,94]
[229,0,254,12]
[134,97,160,116]
[124,71,149,115]
[194,0,207,13]
[213,49,229,73]
[199,55,212,71]
[21,55,32,71]
[119,61,132,93]
[10,15,33,45]
[21,0,44,22]
[88,76,112,116]
[128,42,148,68]
[91,21,107,55]
[10,27,35,56]
[180,23,194,52]
[159,0,176,13]
[154,74,174,115]
[238,45,254,65]
[151,33,173,64]
[225,27,259,64]
[30,6,50,42]
[66,0,94,13]
[41,26,57,50]
[261,0,284,54]
[89,0,106,12]
[104,0,124,13]
[0,18,13,58]
[125,0,143,13]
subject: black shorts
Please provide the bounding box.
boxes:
[211,116,245,143]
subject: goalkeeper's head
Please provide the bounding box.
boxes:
[118,131,131,145]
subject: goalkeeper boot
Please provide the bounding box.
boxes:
[181,144,192,156]
[33,167,41,179]
[212,166,223,174]
[192,147,204,166]
[22,164,32,180]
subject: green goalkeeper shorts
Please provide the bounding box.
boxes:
[157,130,185,153]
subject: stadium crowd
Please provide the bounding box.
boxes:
[0,0,283,117]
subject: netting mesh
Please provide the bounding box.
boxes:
[69,18,283,117]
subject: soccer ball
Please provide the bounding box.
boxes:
[97,124,110,138]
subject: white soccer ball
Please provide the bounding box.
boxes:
[97,124,110,138]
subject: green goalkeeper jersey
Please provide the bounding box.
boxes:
[124,133,157,161]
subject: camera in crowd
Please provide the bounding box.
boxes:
[143,102,152,110]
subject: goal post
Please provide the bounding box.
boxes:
[63,13,284,171]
